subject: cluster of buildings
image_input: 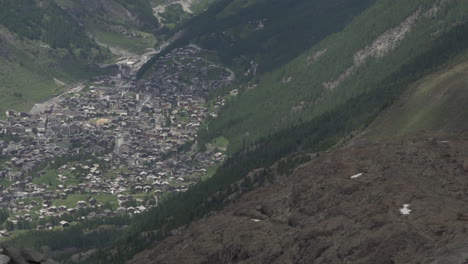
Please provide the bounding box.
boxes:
[0,45,233,232]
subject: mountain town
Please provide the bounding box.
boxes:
[0,44,233,234]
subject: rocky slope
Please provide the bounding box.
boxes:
[129,130,468,264]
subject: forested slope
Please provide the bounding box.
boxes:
[199,0,468,152]
[138,0,377,78]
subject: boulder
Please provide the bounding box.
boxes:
[43,258,60,264]
[22,248,45,263]
[0,246,58,264]
[0,254,10,264]
[4,247,28,264]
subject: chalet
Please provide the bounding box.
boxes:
[77,201,87,209]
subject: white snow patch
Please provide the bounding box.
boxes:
[400,204,412,215]
[350,173,363,179]
[251,219,261,222]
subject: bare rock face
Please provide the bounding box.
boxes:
[4,247,28,264]
[0,254,11,264]
[1,246,57,264]
[463,158,468,172]
[22,248,45,263]
[128,131,468,264]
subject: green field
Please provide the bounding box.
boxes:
[0,57,60,114]
[201,164,221,181]
[32,169,61,188]
[0,179,12,188]
[90,26,156,55]
[207,136,229,151]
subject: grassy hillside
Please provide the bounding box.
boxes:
[0,0,159,114]
[365,52,468,139]
[0,57,59,113]
[63,0,159,54]
[0,0,95,50]
[0,25,109,114]
[200,0,468,152]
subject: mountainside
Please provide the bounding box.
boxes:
[129,130,468,264]
[124,0,468,262]
[138,0,377,78]
[0,0,159,115]
[1,0,468,263]
[198,0,468,152]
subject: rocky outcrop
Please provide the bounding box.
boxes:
[322,0,454,90]
[306,48,327,66]
[323,10,421,90]
[0,246,58,264]
[128,131,468,264]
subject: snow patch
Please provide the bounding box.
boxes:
[251,219,261,222]
[400,204,412,215]
[350,173,363,179]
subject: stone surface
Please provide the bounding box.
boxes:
[4,247,28,264]
[0,246,57,264]
[22,248,45,263]
[128,131,468,264]
[0,254,10,264]
[42,258,60,264]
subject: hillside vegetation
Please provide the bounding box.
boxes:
[199,0,468,152]
[138,0,377,78]
[365,52,468,139]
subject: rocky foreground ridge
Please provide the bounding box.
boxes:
[0,246,57,264]
[129,131,468,264]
